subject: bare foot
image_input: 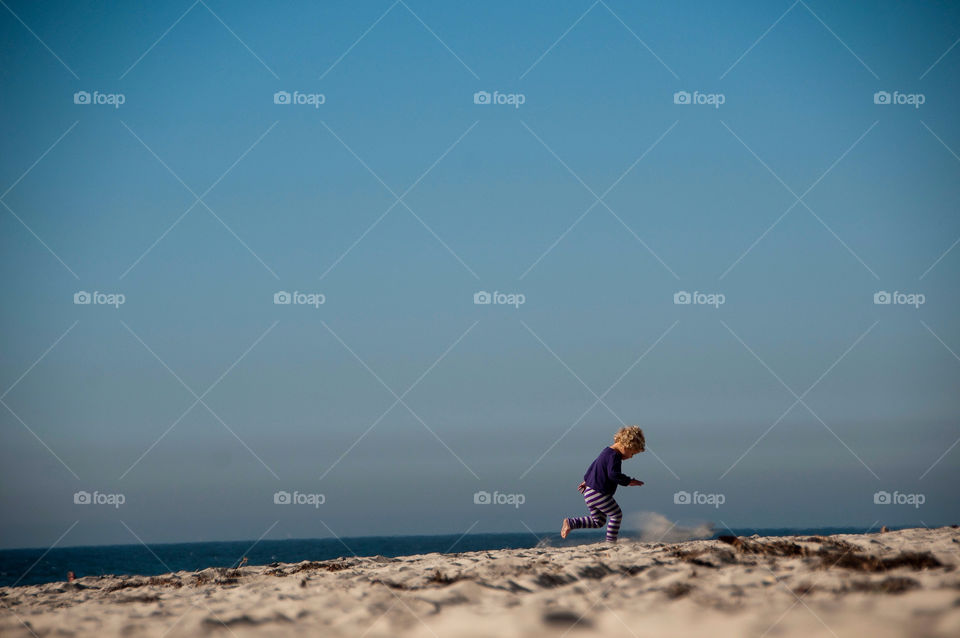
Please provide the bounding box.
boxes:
[560,518,571,539]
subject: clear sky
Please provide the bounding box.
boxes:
[1,0,958,549]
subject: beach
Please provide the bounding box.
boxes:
[1,526,957,637]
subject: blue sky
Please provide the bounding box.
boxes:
[1,0,959,549]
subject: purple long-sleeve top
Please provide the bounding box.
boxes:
[583,447,635,495]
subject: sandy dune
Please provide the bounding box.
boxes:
[2,526,958,637]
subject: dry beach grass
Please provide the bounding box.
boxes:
[1,526,958,637]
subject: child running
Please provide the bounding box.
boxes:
[560,426,645,543]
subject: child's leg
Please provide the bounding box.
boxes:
[582,489,623,542]
[602,501,623,542]
[566,509,605,530]
[565,487,609,531]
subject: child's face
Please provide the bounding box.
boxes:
[621,446,643,459]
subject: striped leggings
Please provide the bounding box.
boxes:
[567,486,623,542]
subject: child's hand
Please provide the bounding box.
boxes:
[629,479,644,486]
[577,481,586,494]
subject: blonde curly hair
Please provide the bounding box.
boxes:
[614,426,645,453]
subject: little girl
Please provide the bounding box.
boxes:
[560,426,645,543]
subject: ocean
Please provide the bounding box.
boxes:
[0,527,880,588]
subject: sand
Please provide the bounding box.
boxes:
[1,526,958,637]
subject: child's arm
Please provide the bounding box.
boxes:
[610,454,636,486]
